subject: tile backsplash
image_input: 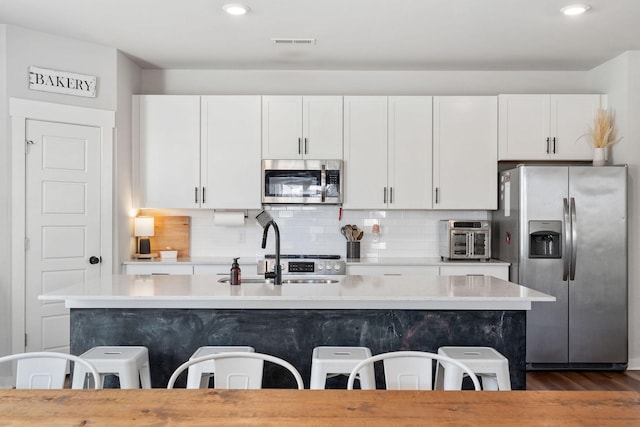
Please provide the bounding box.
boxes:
[139,207,490,260]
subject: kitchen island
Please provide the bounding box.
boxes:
[41,274,553,389]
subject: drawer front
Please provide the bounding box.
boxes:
[347,265,440,276]
[439,265,508,280]
[124,264,194,275]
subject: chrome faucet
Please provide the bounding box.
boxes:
[256,210,282,285]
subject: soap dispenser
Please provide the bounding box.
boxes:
[230,258,241,285]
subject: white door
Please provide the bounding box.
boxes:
[25,119,102,352]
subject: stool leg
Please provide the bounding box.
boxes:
[434,362,444,390]
[496,371,512,391]
[309,364,327,389]
[139,362,152,389]
[118,364,141,389]
[71,365,88,389]
[187,366,205,389]
[357,364,376,390]
[442,363,465,391]
[480,374,499,390]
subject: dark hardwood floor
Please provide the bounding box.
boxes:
[526,370,640,391]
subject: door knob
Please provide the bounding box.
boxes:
[89,256,101,265]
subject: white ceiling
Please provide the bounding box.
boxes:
[1,0,639,71]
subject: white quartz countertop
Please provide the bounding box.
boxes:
[40,274,553,310]
[122,257,509,266]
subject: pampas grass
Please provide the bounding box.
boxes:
[584,108,622,148]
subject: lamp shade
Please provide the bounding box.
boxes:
[134,217,155,237]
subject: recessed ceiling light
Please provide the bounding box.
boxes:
[560,4,591,16]
[223,3,250,16]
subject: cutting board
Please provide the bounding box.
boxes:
[149,216,190,257]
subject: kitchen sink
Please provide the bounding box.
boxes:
[217,277,338,284]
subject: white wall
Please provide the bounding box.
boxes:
[588,51,640,369]
[0,25,10,385]
[0,26,119,380]
[142,69,592,95]
[114,52,142,270]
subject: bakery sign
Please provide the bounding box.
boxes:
[28,66,97,98]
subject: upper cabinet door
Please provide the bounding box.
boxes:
[551,95,602,160]
[135,95,201,208]
[343,96,388,209]
[262,96,303,159]
[388,96,433,209]
[499,94,603,160]
[433,96,498,210]
[498,94,549,160]
[262,96,343,159]
[303,96,343,159]
[201,96,262,209]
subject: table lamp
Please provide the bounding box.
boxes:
[134,217,154,255]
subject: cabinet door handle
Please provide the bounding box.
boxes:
[435,187,439,204]
[553,137,557,154]
[202,187,206,204]
[546,137,550,154]
[195,187,198,203]
[298,138,302,154]
[383,187,387,204]
[390,187,393,204]
[304,137,308,155]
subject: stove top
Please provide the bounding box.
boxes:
[259,255,345,275]
[265,254,341,260]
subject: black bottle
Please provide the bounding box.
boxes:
[230,258,241,285]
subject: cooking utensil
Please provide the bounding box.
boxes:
[340,226,349,241]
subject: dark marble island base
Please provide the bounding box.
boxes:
[71,308,525,389]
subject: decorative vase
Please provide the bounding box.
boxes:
[593,147,606,166]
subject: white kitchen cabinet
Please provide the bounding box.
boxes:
[201,96,262,209]
[261,96,343,159]
[134,95,261,209]
[439,265,508,281]
[498,94,603,160]
[433,96,498,210]
[134,95,201,208]
[343,96,433,209]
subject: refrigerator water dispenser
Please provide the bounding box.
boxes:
[529,220,562,258]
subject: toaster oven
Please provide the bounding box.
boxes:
[439,220,491,260]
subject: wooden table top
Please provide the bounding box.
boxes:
[1,389,639,426]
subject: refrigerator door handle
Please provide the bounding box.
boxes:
[563,198,570,281]
[570,197,577,281]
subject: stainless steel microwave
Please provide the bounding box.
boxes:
[262,159,343,204]
[439,220,491,260]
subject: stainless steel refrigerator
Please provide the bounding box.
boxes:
[492,165,627,369]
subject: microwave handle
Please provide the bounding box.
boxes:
[321,164,326,202]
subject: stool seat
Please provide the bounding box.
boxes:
[72,346,151,389]
[186,346,255,389]
[435,346,511,391]
[310,346,375,389]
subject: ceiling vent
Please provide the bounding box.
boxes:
[271,38,317,45]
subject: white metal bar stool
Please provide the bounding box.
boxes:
[186,346,255,389]
[434,346,511,391]
[310,346,376,389]
[72,346,151,389]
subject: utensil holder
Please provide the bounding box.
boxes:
[346,241,360,260]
